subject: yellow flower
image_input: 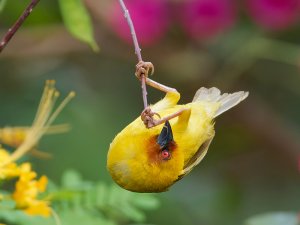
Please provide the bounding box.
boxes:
[0,80,74,219]
[0,150,51,217]
[0,80,75,165]
[0,125,70,150]
[13,163,51,217]
[0,148,20,179]
[0,128,26,148]
[24,200,51,217]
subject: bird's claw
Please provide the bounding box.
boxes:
[135,61,154,80]
[141,107,189,129]
[141,107,160,128]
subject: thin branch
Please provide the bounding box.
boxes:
[0,0,40,53]
[118,0,148,109]
[118,0,142,61]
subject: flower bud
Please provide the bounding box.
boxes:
[108,0,170,46]
[180,0,236,40]
[247,0,300,30]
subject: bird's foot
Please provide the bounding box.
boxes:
[135,61,154,80]
[141,107,161,128]
[141,107,188,129]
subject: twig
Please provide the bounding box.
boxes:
[118,0,148,109]
[0,0,40,53]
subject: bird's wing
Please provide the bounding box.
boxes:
[177,132,215,180]
[192,87,248,118]
[151,91,180,112]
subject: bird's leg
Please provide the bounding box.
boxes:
[135,61,177,93]
[136,61,186,128]
[141,107,188,128]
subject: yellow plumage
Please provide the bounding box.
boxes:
[107,87,248,193]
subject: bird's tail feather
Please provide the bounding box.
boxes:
[192,87,248,118]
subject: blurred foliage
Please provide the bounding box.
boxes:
[245,212,299,225]
[0,170,159,225]
[58,0,99,51]
[0,0,7,13]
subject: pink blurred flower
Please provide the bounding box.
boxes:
[180,0,237,40]
[247,0,300,30]
[107,0,170,46]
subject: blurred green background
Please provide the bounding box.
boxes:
[1,0,300,224]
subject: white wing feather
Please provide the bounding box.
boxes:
[192,87,248,118]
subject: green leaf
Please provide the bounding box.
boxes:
[52,170,160,224]
[0,198,15,209]
[46,179,59,192]
[61,169,83,189]
[131,195,160,210]
[59,210,116,225]
[245,212,299,225]
[0,209,55,225]
[95,182,108,207]
[58,0,99,51]
[120,203,146,222]
[107,184,121,206]
[0,0,7,13]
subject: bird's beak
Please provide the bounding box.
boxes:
[157,121,174,148]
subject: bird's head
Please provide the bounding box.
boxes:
[107,120,184,192]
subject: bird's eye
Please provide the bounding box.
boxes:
[161,149,171,160]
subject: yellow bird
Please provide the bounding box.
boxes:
[107,62,248,193]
